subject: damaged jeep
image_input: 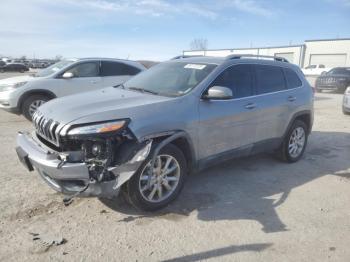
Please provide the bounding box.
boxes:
[16,55,313,211]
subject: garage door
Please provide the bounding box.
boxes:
[275,52,294,63]
[309,54,347,68]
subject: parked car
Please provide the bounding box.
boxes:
[0,58,146,120]
[343,87,350,115]
[0,63,29,73]
[315,67,350,93]
[16,55,313,211]
[302,64,329,76]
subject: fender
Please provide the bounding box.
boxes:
[141,130,197,173]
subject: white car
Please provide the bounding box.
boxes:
[302,64,329,76]
[343,87,350,115]
[0,58,146,120]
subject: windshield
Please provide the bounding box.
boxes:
[35,60,76,77]
[327,67,350,75]
[123,61,217,97]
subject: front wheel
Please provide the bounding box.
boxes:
[124,143,187,211]
[276,120,308,163]
[22,95,50,121]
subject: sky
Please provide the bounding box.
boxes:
[1,0,350,61]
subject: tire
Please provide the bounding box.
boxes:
[276,120,308,163]
[124,143,187,211]
[343,107,350,115]
[22,95,50,121]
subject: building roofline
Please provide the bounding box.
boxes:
[305,38,350,42]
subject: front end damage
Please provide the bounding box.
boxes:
[16,126,152,199]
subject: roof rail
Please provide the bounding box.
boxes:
[171,55,204,60]
[226,54,289,63]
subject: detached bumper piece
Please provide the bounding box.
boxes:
[16,132,150,198]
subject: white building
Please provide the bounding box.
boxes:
[183,38,350,68]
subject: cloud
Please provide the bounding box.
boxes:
[61,0,272,19]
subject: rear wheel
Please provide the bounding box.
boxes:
[124,143,187,211]
[276,120,308,163]
[22,95,50,121]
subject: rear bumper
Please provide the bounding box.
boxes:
[16,132,147,198]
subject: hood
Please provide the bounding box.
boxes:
[0,75,35,85]
[37,87,173,125]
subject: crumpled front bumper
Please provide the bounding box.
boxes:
[16,132,148,198]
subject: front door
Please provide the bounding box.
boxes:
[57,61,102,97]
[197,64,259,161]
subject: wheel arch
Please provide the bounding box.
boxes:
[284,110,313,139]
[18,89,57,111]
[141,131,197,174]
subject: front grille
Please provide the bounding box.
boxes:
[32,111,61,147]
[319,77,335,84]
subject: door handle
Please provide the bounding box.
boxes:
[245,103,256,110]
[91,80,98,84]
[287,96,296,102]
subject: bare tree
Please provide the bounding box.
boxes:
[190,38,208,51]
[55,55,63,61]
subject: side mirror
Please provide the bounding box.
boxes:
[62,72,74,79]
[203,86,233,100]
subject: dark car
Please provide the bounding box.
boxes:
[0,63,29,73]
[315,67,350,93]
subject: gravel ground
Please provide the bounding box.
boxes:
[0,72,349,261]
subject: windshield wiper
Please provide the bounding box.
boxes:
[128,87,159,95]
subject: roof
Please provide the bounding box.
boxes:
[305,38,350,42]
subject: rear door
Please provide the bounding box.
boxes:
[252,64,292,145]
[57,61,102,96]
[100,61,142,87]
[197,64,260,160]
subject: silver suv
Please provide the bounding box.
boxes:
[16,55,313,211]
[0,58,145,120]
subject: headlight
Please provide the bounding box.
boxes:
[345,87,350,95]
[68,120,127,136]
[0,81,27,92]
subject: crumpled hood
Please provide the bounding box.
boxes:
[0,75,35,85]
[37,87,173,125]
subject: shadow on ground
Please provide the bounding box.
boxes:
[101,131,350,234]
[162,243,272,262]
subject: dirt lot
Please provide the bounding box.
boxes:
[0,72,349,261]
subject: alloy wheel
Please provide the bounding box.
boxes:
[138,154,181,203]
[28,100,46,117]
[288,127,306,158]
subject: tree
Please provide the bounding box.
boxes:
[55,55,63,61]
[190,38,208,51]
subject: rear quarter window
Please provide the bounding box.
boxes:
[284,68,302,89]
[254,65,286,94]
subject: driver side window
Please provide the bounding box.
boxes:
[65,62,99,78]
[211,64,253,99]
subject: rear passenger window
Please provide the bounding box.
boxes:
[284,68,302,89]
[101,61,141,76]
[211,64,253,98]
[255,65,286,94]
